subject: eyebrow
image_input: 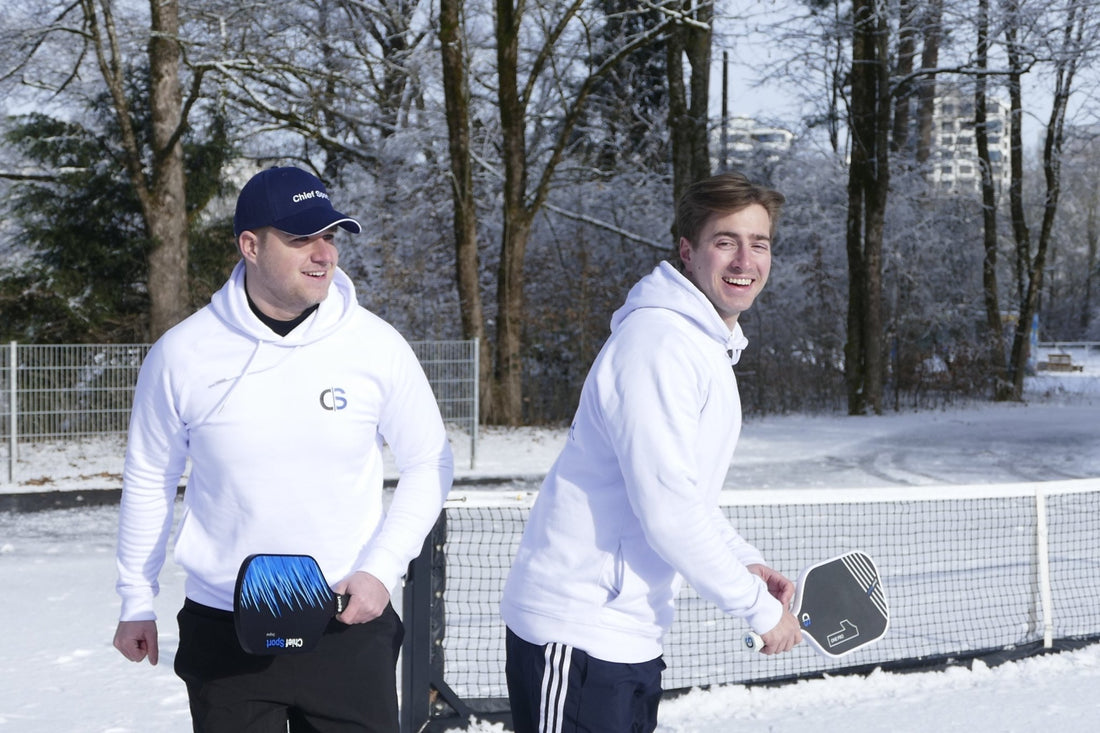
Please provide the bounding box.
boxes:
[711,230,771,241]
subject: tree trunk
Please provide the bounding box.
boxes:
[493,216,532,426]
[667,0,712,238]
[974,0,1012,401]
[685,2,712,184]
[891,0,917,154]
[1004,56,1032,394]
[1083,200,1098,335]
[1004,9,1031,308]
[83,0,190,340]
[667,19,690,222]
[914,0,942,165]
[439,0,493,421]
[844,192,867,414]
[845,0,890,415]
[492,0,530,425]
[145,0,190,339]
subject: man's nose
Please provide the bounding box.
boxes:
[309,237,336,261]
[728,244,751,268]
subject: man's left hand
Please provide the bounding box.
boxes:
[334,571,390,624]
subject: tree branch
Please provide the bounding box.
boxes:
[541,201,667,251]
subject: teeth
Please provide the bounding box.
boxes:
[724,277,751,286]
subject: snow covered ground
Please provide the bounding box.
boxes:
[1,372,1099,732]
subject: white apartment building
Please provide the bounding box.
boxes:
[711,115,794,171]
[929,87,1012,194]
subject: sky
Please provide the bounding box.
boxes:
[711,0,806,123]
[1,364,1099,732]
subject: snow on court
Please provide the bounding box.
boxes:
[1,375,1098,732]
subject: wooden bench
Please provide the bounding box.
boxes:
[1038,353,1085,372]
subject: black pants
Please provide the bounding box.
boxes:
[174,599,403,733]
[505,627,665,733]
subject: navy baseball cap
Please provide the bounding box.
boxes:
[233,166,362,237]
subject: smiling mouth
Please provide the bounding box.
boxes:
[723,276,752,286]
[304,270,329,279]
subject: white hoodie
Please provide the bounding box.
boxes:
[500,261,783,663]
[116,262,453,621]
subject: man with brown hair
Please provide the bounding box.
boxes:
[501,172,801,732]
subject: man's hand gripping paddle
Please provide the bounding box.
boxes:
[233,553,350,655]
[744,550,889,658]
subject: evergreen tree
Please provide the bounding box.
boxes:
[1,113,149,341]
[0,87,234,342]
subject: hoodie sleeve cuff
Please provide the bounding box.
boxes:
[357,548,407,597]
[746,594,786,636]
[118,592,158,623]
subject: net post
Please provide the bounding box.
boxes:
[8,341,16,484]
[400,518,436,733]
[401,513,468,732]
[470,338,479,470]
[1034,485,1055,649]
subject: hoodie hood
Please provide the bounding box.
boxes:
[610,261,749,364]
[209,260,358,346]
[191,261,360,426]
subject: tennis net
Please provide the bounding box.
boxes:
[402,479,1100,719]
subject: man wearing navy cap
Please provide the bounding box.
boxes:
[112,166,453,732]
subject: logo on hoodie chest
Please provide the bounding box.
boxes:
[319,387,348,411]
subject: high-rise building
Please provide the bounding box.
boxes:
[711,115,794,172]
[928,86,1012,194]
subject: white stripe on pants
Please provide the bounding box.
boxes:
[538,642,572,733]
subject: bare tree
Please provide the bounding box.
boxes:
[974,0,1013,400]
[202,0,430,175]
[844,0,891,415]
[891,0,918,154]
[1004,0,1095,398]
[743,0,850,157]
[2,1,197,339]
[1086,193,1100,337]
[439,0,492,417]
[134,0,190,338]
[914,0,943,165]
[1061,129,1100,338]
[667,0,713,216]
[1003,2,1032,307]
[483,1,672,424]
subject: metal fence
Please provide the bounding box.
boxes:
[409,339,480,469]
[1,340,478,483]
[1034,341,1100,371]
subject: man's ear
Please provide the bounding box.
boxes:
[678,236,693,271]
[238,230,260,263]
